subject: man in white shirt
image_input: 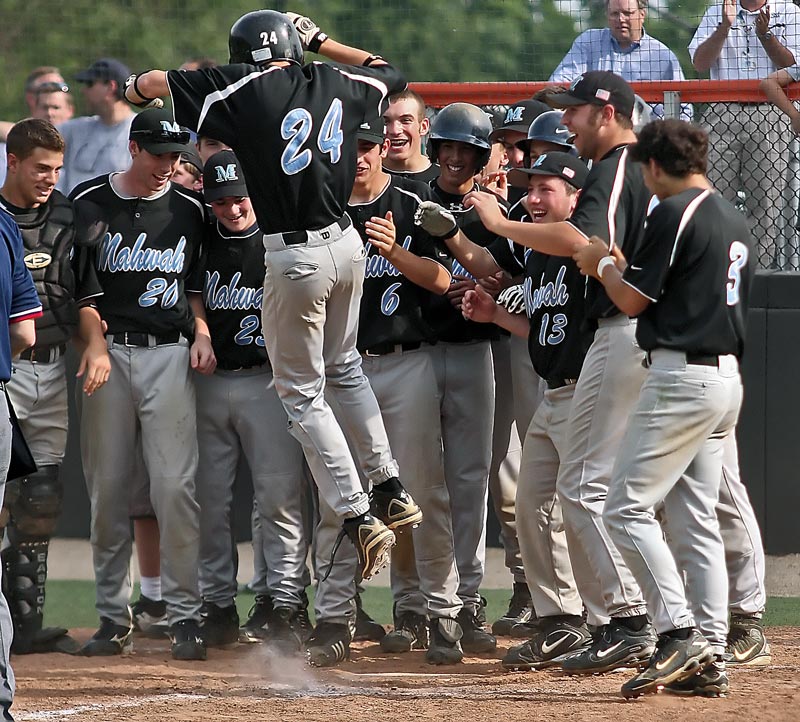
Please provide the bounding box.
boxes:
[689,0,800,268]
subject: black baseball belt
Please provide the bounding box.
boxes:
[19,344,67,363]
[108,332,182,347]
[282,215,352,246]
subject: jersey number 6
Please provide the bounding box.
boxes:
[280,98,344,175]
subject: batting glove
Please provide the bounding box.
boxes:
[498,285,526,315]
[123,74,164,110]
[285,11,328,53]
[414,201,458,238]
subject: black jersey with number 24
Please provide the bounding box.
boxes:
[622,188,753,358]
[167,62,406,234]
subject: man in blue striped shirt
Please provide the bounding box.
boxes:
[550,0,691,120]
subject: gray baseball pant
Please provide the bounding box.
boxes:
[0,392,15,719]
[556,316,648,625]
[261,223,399,519]
[488,336,525,584]
[426,341,494,611]
[80,339,201,627]
[6,358,68,465]
[605,350,742,654]
[517,383,583,618]
[194,366,308,609]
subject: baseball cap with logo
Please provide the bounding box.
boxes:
[357,115,385,145]
[75,58,132,88]
[489,99,550,142]
[507,151,588,191]
[548,71,635,119]
[129,108,192,154]
[202,150,249,202]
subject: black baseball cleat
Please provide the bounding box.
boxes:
[458,601,497,653]
[381,610,429,653]
[725,614,771,667]
[561,618,657,675]
[426,617,464,665]
[620,629,714,699]
[341,513,395,580]
[200,602,240,647]
[666,655,729,697]
[130,594,169,638]
[170,619,207,661]
[264,606,309,653]
[306,621,352,667]
[239,594,273,643]
[502,615,591,670]
[369,481,423,531]
[492,582,534,637]
[80,618,133,656]
[510,620,540,638]
[354,593,386,642]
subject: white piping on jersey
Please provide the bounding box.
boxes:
[620,276,658,303]
[70,179,109,202]
[348,177,392,206]
[10,304,43,321]
[216,221,260,240]
[669,189,711,267]
[322,63,391,118]
[605,147,628,251]
[193,67,281,132]
[173,186,206,218]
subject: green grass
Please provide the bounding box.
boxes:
[42,581,800,629]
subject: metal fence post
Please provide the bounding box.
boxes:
[663,90,681,120]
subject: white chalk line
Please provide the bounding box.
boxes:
[18,693,208,720]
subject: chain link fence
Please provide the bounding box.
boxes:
[2,0,800,267]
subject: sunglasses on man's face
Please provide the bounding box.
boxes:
[35,82,70,94]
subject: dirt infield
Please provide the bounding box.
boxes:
[11,627,800,721]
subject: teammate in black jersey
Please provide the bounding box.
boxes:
[126,9,419,583]
[382,89,439,184]
[575,119,754,699]
[187,150,310,653]
[71,108,213,661]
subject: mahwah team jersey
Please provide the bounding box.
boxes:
[622,187,754,358]
[348,175,449,352]
[167,62,406,234]
[70,175,204,338]
[566,144,652,321]
[427,181,509,343]
[385,163,441,185]
[489,197,593,382]
[186,220,268,371]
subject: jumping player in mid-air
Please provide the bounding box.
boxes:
[126,9,421,582]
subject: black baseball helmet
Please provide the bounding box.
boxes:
[516,110,574,154]
[229,10,303,66]
[428,102,493,172]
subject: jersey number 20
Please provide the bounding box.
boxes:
[280,98,344,175]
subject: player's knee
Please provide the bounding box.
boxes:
[11,465,62,541]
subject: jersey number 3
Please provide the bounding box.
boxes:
[280,98,344,175]
[727,241,748,306]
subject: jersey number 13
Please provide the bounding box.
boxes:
[280,98,344,175]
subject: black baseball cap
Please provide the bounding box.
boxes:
[507,152,588,191]
[489,99,550,142]
[180,146,203,174]
[75,58,131,87]
[202,150,249,202]
[357,115,385,145]
[548,71,635,119]
[129,108,192,154]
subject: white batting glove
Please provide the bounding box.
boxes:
[498,285,526,315]
[123,74,164,110]
[414,201,458,237]
[285,11,328,53]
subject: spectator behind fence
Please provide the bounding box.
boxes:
[549,0,691,120]
[689,0,800,268]
[56,58,135,195]
[761,63,800,136]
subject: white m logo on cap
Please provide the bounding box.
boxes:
[215,164,239,183]
[505,107,524,123]
[160,120,182,134]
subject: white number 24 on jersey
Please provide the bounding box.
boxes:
[726,241,748,306]
[280,98,344,175]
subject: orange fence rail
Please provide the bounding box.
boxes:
[409,80,800,106]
